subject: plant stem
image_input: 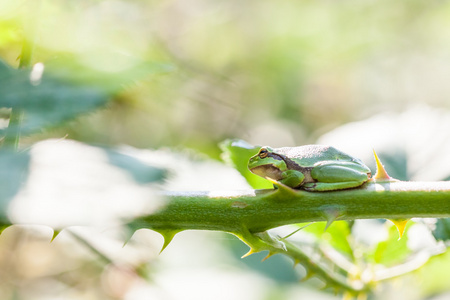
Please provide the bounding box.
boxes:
[130,181,450,234]
[125,180,450,293]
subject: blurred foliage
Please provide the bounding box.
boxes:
[433,219,450,242]
[369,222,412,267]
[2,0,450,156]
[0,149,29,222]
[302,221,355,261]
[104,148,167,184]
[1,0,450,299]
[0,60,109,135]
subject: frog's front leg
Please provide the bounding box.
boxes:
[279,170,305,188]
[303,162,370,192]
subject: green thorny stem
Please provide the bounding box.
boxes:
[3,1,41,149]
[126,156,450,295]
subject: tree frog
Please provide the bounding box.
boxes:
[248,145,371,191]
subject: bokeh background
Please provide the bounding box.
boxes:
[3,0,450,155]
[1,0,450,299]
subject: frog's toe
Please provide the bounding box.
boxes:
[302,183,317,191]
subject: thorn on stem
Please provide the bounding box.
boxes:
[372,150,392,181]
[268,178,300,197]
[0,224,10,236]
[300,270,314,282]
[262,251,274,262]
[51,229,61,242]
[281,223,312,240]
[388,219,410,239]
[241,248,256,258]
[123,230,137,247]
[321,207,344,230]
[158,230,180,254]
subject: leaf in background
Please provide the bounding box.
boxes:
[414,248,450,295]
[317,106,450,182]
[220,139,273,189]
[369,221,412,266]
[0,149,30,223]
[0,58,12,78]
[44,53,175,94]
[228,235,299,284]
[432,218,450,242]
[104,149,167,184]
[7,139,166,229]
[302,221,354,260]
[0,55,175,135]
[0,61,109,135]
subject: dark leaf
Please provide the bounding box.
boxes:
[0,55,174,135]
[432,218,450,242]
[44,54,175,93]
[0,61,109,134]
[105,149,166,184]
[0,149,30,222]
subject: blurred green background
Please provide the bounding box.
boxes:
[3,0,450,157]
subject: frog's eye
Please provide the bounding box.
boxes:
[259,149,269,159]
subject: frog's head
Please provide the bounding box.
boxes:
[248,147,287,180]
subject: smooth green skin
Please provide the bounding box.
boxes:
[248,145,372,191]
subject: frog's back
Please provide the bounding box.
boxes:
[274,145,353,166]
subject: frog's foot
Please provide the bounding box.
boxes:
[302,181,366,192]
[306,164,370,191]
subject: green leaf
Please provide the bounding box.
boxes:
[0,59,12,78]
[227,234,299,283]
[104,149,166,184]
[370,221,412,266]
[219,139,273,189]
[432,218,450,242]
[302,221,354,260]
[414,248,450,295]
[44,54,175,93]
[0,149,30,222]
[0,223,10,235]
[0,55,174,135]
[0,61,109,135]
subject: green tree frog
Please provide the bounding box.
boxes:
[248,145,371,191]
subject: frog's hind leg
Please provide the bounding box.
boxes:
[302,181,366,192]
[304,164,370,192]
